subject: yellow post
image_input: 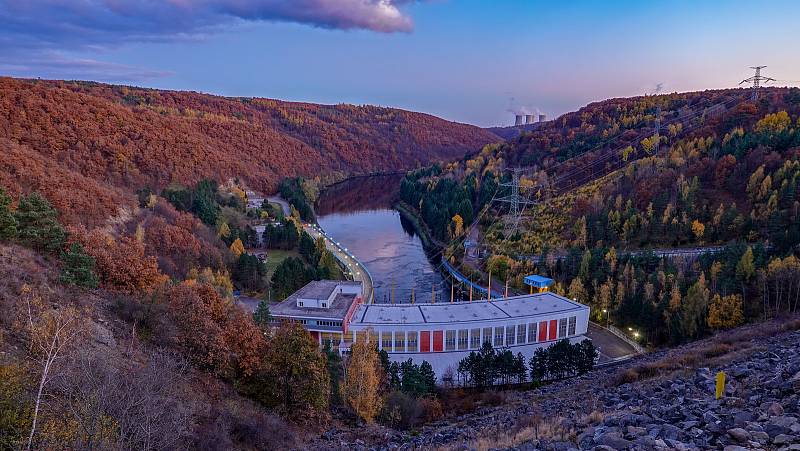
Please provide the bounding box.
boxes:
[505,279,509,298]
[411,287,415,304]
[469,283,473,303]
[715,371,726,399]
[488,270,492,302]
[530,285,533,294]
[450,283,454,303]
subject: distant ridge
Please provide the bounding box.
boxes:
[0,77,500,226]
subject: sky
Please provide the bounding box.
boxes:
[1,0,799,127]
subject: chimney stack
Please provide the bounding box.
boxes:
[514,114,524,126]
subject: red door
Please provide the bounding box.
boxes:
[420,331,431,352]
[538,321,547,342]
[433,330,444,352]
[549,320,558,340]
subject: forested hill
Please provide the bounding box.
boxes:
[400,86,800,346]
[0,77,498,226]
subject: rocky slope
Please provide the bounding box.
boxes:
[319,319,800,450]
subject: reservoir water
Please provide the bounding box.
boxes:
[316,175,446,304]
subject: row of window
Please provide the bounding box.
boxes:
[280,318,341,328]
[321,316,579,352]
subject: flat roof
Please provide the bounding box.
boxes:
[524,275,554,287]
[271,280,362,320]
[352,292,588,327]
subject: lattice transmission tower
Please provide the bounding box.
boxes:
[496,168,536,235]
[740,66,775,102]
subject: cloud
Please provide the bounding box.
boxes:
[0,0,420,51]
[0,51,173,82]
[0,0,422,82]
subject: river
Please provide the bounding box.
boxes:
[316,174,447,304]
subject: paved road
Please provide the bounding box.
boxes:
[266,195,292,217]
[521,245,729,264]
[586,322,638,363]
[304,224,374,304]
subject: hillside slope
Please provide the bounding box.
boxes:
[321,318,800,450]
[0,77,498,227]
[399,87,800,347]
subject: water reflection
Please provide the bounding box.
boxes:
[316,175,446,304]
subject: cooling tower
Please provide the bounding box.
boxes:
[538,114,546,122]
[525,114,535,124]
[514,115,524,126]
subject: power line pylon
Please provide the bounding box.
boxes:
[496,168,536,235]
[650,84,663,155]
[740,66,775,102]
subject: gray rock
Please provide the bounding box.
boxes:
[774,433,796,445]
[727,427,751,443]
[723,446,750,451]
[751,431,770,444]
[595,432,633,449]
[768,402,785,416]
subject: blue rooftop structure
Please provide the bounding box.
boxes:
[524,275,554,292]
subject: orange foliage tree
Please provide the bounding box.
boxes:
[80,231,166,293]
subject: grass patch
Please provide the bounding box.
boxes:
[611,316,800,386]
[264,249,298,279]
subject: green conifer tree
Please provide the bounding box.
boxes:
[0,187,17,241]
[14,192,66,254]
[60,242,99,288]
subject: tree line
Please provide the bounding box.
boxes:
[457,339,597,388]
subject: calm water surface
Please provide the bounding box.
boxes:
[316,175,446,304]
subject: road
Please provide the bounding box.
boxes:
[265,194,373,303]
[521,245,729,264]
[266,195,291,217]
[585,322,639,363]
[304,224,374,304]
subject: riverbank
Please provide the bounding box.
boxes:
[393,201,443,251]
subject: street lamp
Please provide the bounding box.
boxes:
[602,309,610,328]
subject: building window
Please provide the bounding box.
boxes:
[470,329,481,349]
[494,327,504,347]
[321,302,327,308]
[517,324,526,344]
[382,331,392,351]
[559,318,567,338]
[506,325,515,346]
[407,331,417,352]
[527,323,537,343]
[458,330,468,350]
[298,301,304,307]
[568,316,577,336]
[394,332,405,352]
[445,330,456,351]
[483,328,493,347]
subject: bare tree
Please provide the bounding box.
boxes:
[19,284,84,451]
[111,350,194,451]
[51,348,194,450]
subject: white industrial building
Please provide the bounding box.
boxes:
[271,277,590,379]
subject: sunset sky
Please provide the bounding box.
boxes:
[1,0,798,126]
